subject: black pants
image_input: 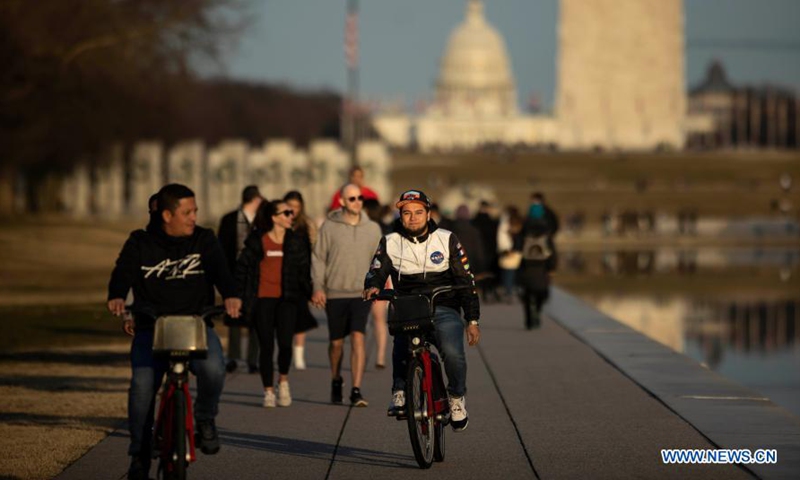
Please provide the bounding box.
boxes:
[253,298,297,387]
[227,325,260,368]
[520,288,549,329]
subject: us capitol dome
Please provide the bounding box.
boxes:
[373,0,556,152]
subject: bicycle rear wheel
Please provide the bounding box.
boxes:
[406,357,434,469]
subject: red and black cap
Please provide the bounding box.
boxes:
[395,190,432,210]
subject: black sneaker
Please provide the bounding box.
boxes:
[349,387,368,407]
[247,364,259,374]
[127,456,149,480]
[225,359,238,373]
[331,377,343,404]
[195,419,220,455]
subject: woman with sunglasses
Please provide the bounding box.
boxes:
[236,199,312,408]
[283,190,319,370]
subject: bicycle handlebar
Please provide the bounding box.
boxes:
[124,305,226,321]
[369,284,475,303]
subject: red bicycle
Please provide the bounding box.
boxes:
[142,306,223,480]
[374,285,471,469]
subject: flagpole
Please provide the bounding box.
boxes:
[344,0,360,166]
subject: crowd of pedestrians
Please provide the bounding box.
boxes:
[107,163,556,479]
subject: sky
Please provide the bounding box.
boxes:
[212,0,800,112]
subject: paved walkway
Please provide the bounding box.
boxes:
[58,290,799,479]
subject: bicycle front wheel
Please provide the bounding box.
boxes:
[434,420,445,462]
[173,389,187,480]
[406,357,434,469]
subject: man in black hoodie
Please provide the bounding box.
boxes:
[107,183,241,480]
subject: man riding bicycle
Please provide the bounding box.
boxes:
[107,183,242,480]
[362,190,481,432]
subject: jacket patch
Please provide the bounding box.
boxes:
[430,251,444,265]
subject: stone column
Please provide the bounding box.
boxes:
[357,140,391,203]
[309,140,349,218]
[283,148,311,213]
[736,91,748,147]
[766,89,777,148]
[777,97,789,148]
[62,163,92,218]
[94,143,125,217]
[750,93,762,146]
[129,142,164,216]
[206,140,248,221]
[245,149,270,199]
[167,141,206,216]
[262,140,296,201]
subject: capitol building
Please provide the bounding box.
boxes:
[373,0,686,152]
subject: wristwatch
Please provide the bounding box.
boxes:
[468,320,480,327]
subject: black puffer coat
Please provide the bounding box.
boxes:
[235,228,312,324]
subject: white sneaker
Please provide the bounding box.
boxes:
[449,395,468,432]
[293,346,306,370]
[387,390,405,416]
[277,381,292,407]
[263,390,276,408]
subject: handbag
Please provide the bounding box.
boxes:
[498,250,523,270]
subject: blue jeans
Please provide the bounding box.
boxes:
[392,306,467,397]
[128,326,225,457]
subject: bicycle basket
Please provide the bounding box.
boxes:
[153,316,208,356]
[388,295,433,335]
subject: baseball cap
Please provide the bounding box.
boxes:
[396,190,432,210]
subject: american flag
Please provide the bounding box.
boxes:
[344,1,359,69]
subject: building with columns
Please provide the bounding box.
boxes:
[374,0,693,152]
[687,61,799,149]
[373,1,557,152]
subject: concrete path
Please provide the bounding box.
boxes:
[58,291,797,479]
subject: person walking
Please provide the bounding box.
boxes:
[530,192,560,236]
[472,200,500,303]
[364,198,391,369]
[283,190,318,370]
[218,185,263,373]
[516,203,557,329]
[497,205,524,302]
[236,200,312,408]
[312,183,382,406]
[328,166,379,212]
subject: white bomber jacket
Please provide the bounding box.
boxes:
[364,219,480,320]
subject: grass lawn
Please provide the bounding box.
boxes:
[0,304,127,352]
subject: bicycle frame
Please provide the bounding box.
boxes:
[153,361,197,466]
[409,341,448,424]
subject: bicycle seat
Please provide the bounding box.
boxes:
[153,315,209,358]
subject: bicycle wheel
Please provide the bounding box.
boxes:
[173,389,187,480]
[434,420,445,462]
[406,357,434,469]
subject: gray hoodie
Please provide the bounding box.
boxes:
[312,209,382,299]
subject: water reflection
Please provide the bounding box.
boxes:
[564,247,800,417]
[562,248,799,276]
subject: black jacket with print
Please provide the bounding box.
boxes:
[364,219,480,321]
[107,224,237,327]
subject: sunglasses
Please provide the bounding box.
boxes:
[274,210,295,217]
[347,195,365,202]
